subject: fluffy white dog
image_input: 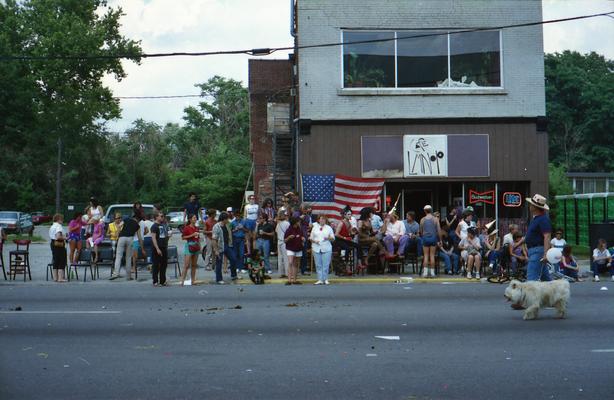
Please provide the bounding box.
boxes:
[504,279,570,320]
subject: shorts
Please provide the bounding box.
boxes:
[132,241,140,251]
[243,219,257,232]
[184,242,200,256]
[422,236,438,247]
[287,250,302,257]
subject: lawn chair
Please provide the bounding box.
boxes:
[95,247,115,279]
[167,245,181,278]
[69,248,94,282]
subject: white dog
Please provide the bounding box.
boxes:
[504,279,570,320]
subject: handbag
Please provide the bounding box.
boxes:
[188,241,200,253]
[53,239,65,248]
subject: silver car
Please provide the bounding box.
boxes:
[0,211,34,235]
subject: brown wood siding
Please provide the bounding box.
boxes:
[298,122,548,195]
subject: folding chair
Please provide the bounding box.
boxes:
[69,248,94,282]
[167,246,181,278]
[9,240,32,281]
[95,247,115,279]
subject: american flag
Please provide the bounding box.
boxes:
[301,174,385,220]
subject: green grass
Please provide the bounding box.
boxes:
[6,234,46,243]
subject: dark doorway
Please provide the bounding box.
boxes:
[403,189,432,220]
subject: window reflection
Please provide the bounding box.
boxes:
[450,30,501,87]
[343,31,395,88]
[397,31,448,88]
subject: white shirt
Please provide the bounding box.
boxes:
[245,204,259,220]
[350,216,358,230]
[48,222,65,241]
[89,206,102,221]
[385,220,406,240]
[276,220,290,241]
[503,233,514,247]
[310,223,335,253]
[142,220,154,238]
[458,221,469,240]
[550,238,567,249]
[593,248,611,263]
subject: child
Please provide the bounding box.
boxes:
[550,229,567,249]
[592,239,612,282]
[510,232,528,274]
[560,245,582,282]
[88,219,105,262]
[246,249,265,284]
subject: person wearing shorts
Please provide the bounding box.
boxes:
[419,205,442,278]
[284,217,305,285]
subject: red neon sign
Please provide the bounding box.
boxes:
[468,189,495,205]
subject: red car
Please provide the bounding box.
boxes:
[31,211,52,225]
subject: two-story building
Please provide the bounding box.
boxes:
[250,0,547,227]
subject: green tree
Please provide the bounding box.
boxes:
[548,162,573,226]
[545,51,614,171]
[0,0,141,211]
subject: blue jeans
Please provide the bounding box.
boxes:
[313,251,332,282]
[233,237,245,270]
[256,238,271,271]
[406,236,423,257]
[439,251,459,273]
[300,239,309,273]
[592,261,613,276]
[487,250,499,266]
[527,246,551,281]
[215,245,237,282]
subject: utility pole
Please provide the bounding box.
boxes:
[55,138,62,214]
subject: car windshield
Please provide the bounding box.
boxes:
[109,206,155,220]
[0,212,18,219]
[167,212,183,217]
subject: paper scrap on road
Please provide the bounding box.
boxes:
[198,290,208,295]
[37,353,48,359]
[366,353,378,357]
[591,349,614,353]
[441,282,456,285]
[375,336,400,340]
[79,357,91,365]
[600,287,608,291]
[403,287,412,290]
[183,279,192,286]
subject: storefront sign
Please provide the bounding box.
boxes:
[403,135,448,177]
[502,192,522,207]
[469,189,495,205]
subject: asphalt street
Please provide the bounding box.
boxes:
[1,281,612,400]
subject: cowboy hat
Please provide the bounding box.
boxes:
[526,194,549,210]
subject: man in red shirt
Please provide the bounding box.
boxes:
[203,209,217,270]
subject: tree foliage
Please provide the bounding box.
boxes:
[545,51,614,172]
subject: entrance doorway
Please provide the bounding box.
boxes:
[403,189,433,220]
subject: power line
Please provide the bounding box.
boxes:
[114,94,203,99]
[0,11,612,61]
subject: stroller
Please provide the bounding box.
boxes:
[247,250,266,285]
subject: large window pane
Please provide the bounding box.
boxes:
[343,31,395,88]
[397,31,448,88]
[450,30,501,87]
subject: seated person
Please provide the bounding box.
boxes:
[403,211,422,257]
[484,229,500,271]
[335,208,360,271]
[459,227,482,279]
[550,229,567,249]
[510,232,528,274]
[560,245,582,282]
[592,239,612,282]
[246,249,265,284]
[438,230,459,275]
[381,212,408,259]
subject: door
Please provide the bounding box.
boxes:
[403,189,433,220]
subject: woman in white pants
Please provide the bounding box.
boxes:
[310,215,335,285]
[276,211,290,278]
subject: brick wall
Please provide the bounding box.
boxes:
[248,59,293,201]
[297,0,545,120]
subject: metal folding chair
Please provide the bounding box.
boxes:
[69,248,94,282]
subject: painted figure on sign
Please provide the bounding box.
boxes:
[408,137,445,176]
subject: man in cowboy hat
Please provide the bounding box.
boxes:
[524,194,552,281]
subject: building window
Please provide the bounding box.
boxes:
[596,179,606,193]
[343,31,395,88]
[342,30,502,89]
[583,179,596,194]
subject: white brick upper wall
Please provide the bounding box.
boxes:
[297,0,546,120]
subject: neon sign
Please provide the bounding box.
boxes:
[468,190,495,205]
[503,192,522,207]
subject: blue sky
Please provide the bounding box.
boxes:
[102,0,614,132]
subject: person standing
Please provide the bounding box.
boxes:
[203,209,217,270]
[49,214,68,282]
[211,212,238,284]
[86,197,105,236]
[255,214,275,274]
[550,229,567,249]
[293,204,314,275]
[67,212,83,264]
[244,194,259,255]
[310,215,335,285]
[455,210,473,242]
[112,213,145,280]
[183,192,201,226]
[275,211,290,278]
[524,194,553,281]
[419,205,443,278]
[261,198,276,222]
[151,212,171,286]
[231,213,248,273]
[284,217,305,285]
[180,214,201,285]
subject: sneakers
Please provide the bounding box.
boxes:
[267,270,272,274]
[611,275,614,282]
[314,280,323,285]
[466,272,472,279]
[475,273,480,280]
[421,268,428,278]
[594,275,600,282]
[324,280,330,285]
[216,280,225,285]
[446,270,453,275]
[428,268,436,278]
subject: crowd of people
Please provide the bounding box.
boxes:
[39,192,614,286]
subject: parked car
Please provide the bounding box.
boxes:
[0,211,34,234]
[103,204,156,224]
[31,211,52,225]
[166,211,185,231]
